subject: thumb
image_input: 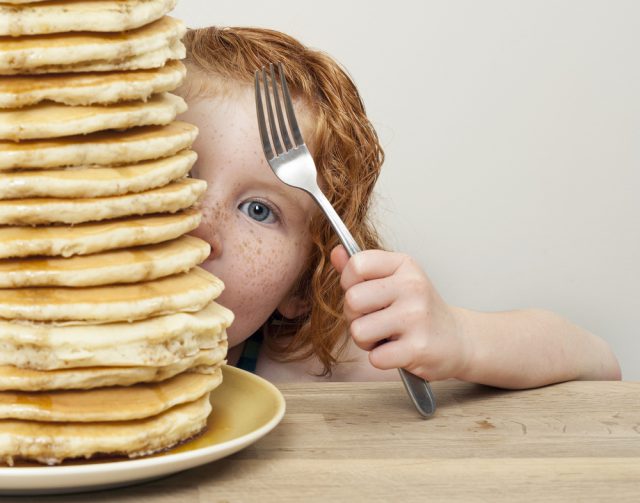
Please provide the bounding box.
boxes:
[330,245,350,274]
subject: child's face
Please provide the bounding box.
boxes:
[181,87,317,348]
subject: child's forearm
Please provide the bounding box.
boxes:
[452,307,621,389]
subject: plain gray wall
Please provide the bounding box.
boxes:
[174,0,639,379]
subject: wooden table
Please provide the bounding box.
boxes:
[13,380,640,502]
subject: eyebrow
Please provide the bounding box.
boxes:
[250,178,310,215]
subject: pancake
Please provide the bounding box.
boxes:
[0,16,186,75]
[0,150,196,199]
[0,177,205,225]
[0,347,226,391]
[0,370,221,422]
[19,39,185,75]
[0,235,210,288]
[0,300,233,369]
[0,92,186,141]
[0,209,202,259]
[0,266,224,322]
[1,0,177,36]
[0,122,198,170]
[0,60,186,108]
[0,393,212,466]
[0,148,195,198]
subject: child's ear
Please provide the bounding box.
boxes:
[276,294,310,319]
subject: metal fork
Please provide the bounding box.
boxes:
[255,63,436,418]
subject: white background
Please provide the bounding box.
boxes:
[174,1,639,379]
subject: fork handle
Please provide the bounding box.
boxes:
[313,190,437,418]
[313,190,361,257]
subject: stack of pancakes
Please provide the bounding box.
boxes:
[0,0,233,465]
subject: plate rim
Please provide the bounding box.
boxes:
[0,365,285,485]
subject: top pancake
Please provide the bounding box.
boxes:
[0,16,185,75]
[1,0,177,36]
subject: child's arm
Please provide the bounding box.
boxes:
[330,246,621,389]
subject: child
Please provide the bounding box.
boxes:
[177,26,621,387]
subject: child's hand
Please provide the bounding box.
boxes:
[330,245,471,381]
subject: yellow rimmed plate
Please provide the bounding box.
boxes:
[0,365,286,495]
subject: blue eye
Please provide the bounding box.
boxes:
[239,200,278,223]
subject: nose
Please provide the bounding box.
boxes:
[190,209,223,260]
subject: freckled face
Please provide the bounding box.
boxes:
[180,89,316,348]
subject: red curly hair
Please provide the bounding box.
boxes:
[180,26,384,375]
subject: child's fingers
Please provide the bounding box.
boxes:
[368,338,412,371]
[349,305,405,351]
[344,276,399,317]
[330,245,349,274]
[340,250,406,290]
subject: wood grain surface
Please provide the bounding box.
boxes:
[7,380,640,502]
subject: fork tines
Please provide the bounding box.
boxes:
[255,63,304,160]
